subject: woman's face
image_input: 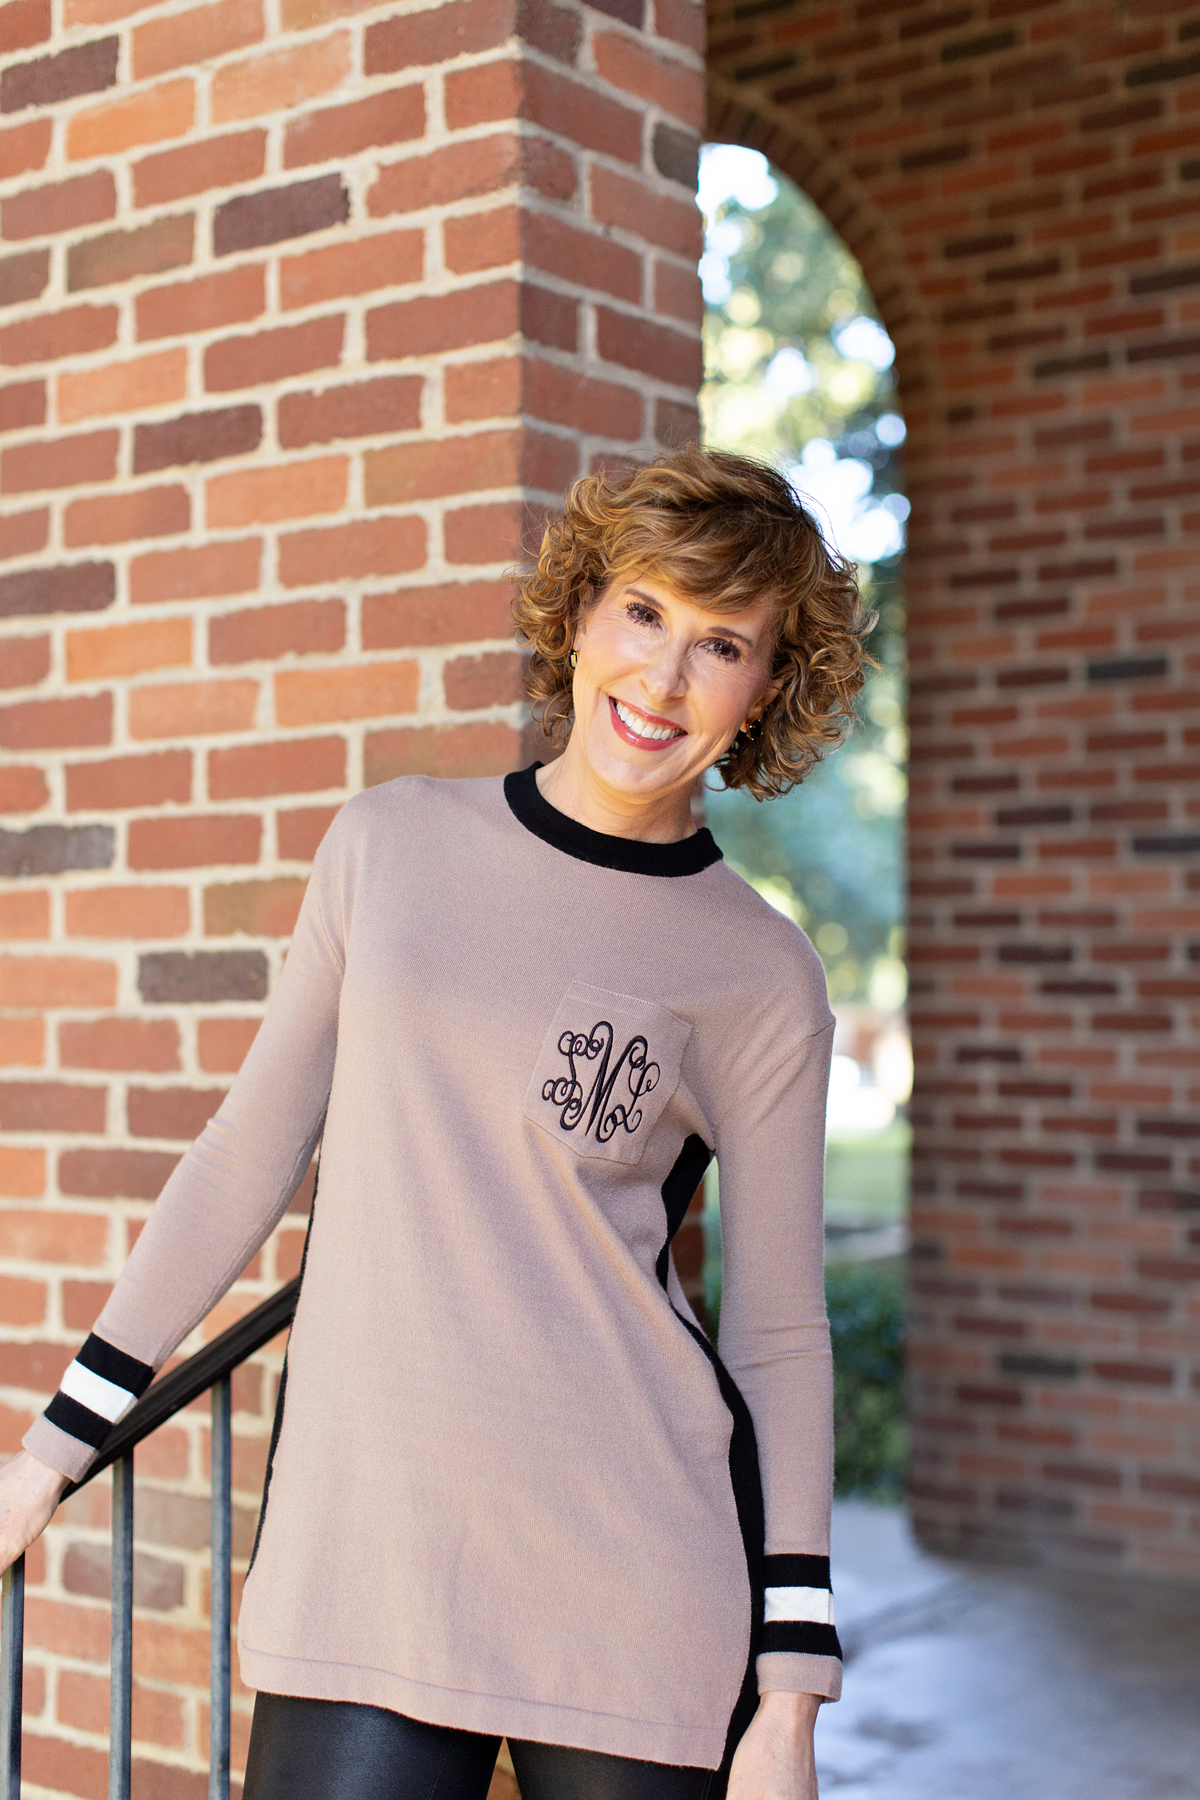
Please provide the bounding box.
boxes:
[569,574,776,807]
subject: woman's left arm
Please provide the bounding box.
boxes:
[714,1018,842,1726]
[727,1692,821,1800]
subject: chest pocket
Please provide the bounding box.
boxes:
[522,980,693,1166]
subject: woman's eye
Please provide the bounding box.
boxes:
[705,638,741,663]
[627,603,658,625]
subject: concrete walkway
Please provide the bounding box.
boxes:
[816,1500,1200,1800]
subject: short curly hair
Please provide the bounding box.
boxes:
[512,445,875,800]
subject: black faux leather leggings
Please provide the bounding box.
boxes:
[243,1693,721,1800]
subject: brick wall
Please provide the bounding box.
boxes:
[0,0,706,1788]
[709,0,1200,1579]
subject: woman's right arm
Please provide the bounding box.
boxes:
[3,807,354,1563]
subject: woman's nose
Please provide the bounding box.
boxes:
[641,641,687,699]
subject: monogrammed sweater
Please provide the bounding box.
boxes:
[27,768,842,1770]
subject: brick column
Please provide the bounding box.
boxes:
[0,0,706,1786]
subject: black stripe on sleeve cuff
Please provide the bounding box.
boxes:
[764,1553,832,1590]
[45,1391,112,1450]
[760,1621,843,1659]
[75,1334,154,1397]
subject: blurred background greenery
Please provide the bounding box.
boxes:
[697,146,910,1499]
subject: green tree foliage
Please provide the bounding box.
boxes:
[699,150,908,1006]
[825,1261,908,1499]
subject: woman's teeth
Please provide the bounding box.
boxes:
[613,699,682,742]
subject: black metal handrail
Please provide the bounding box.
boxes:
[0,1278,300,1800]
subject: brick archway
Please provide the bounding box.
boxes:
[707,0,1200,1580]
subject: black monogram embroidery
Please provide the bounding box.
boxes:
[542,1020,661,1143]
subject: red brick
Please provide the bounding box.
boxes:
[58,347,188,425]
[0,380,44,433]
[0,117,50,181]
[365,0,514,72]
[59,1147,179,1199]
[444,649,522,710]
[522,212,641,303]
[59,1017,180,1072]
[128,813,261,870]
[64,484,190,549]
[449,61,640,164]
[66,749,191,810]
[0,631,49,688]
[133,130,266,209]
[203,877,307,935]
[284,85,424,168]
[595,306,701,387]
[206,456,346,528]
[209,598,344,664]
[0,303,117,366]
[130,538,261,605]
[208,736,345,799]
[133,0,262,79]
[592,30,703,126]
[137,265,265,341]
[0,692,110,751]
[0,1274,47,1326]
[365,721,521,785]
[0,954,116,1008]
[277,515,426,587]
[589,166,702,259]
[362,580,514,649]
[278,375,422,448]
[367,132,524,218]
[197,1016,260,1073]
[0,1080,104,1132]
[204,316,345,393]
[65,616,191,682]
[653,258,704,325]
[0,170,115,242]
[129,678,257,741]
[443,205,520,275]
[0,1149,45,1198]
[1,430,117,494]
[212,32,351,124]
[366,280,519,361]
[0,889,48,937]
[275,659,418,726]
[0,766,48,811]
[444,500,528,565]
[127,1085,226,1140]
[66,80,195,162]
[277,804,338,861]
[366,431,523,506]
[444,354,642,439]
[65,885,190,938]
[279,229,423,309]
[0,0,50,59]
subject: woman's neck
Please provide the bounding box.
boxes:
[535,745,698,844]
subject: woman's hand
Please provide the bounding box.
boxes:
[0,1450,68,1576]
[726,1690,821,1800]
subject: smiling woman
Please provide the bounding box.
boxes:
[513,447,875,845]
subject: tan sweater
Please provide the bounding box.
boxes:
[27,768,842,1769]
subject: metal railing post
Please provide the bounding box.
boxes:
[110,1454,134,1800]
[0,1555,24,1800]
[210,1376,232,1800]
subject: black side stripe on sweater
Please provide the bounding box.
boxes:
[44,1333,154,1451]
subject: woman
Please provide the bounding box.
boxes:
[0,447,871,1800]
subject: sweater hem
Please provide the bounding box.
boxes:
[238,1645,728,1769]
[23,1415,96,1484]
[756,1650,842,1702]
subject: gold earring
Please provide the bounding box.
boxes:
[568,649,578,669]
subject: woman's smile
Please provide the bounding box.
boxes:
[607,694,688,749]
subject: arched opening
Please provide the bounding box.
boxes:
[698,145,910,1501]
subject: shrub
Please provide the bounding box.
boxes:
[824,1259,908,1500]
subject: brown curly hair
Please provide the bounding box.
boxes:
[512,445,875,800]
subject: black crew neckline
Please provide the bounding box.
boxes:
[503,765,723,878]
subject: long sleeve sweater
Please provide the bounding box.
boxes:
[26,767,842,1770]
